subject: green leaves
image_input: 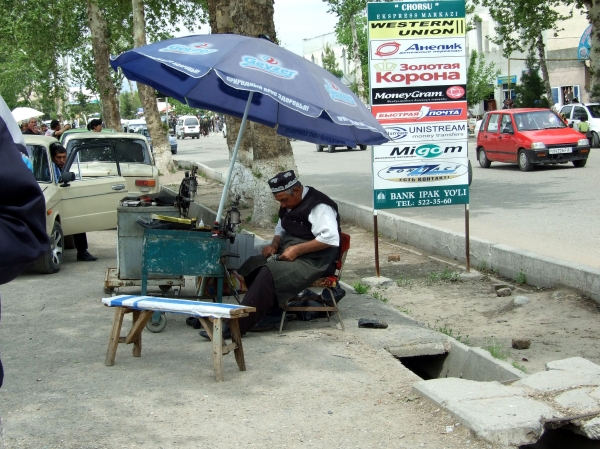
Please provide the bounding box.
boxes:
[466,50,500,108]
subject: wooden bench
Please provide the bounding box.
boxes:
[102,295,255,382]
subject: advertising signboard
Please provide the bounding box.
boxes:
[368,0,468,209]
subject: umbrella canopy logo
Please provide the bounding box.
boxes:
[240,55,298,79]
[159,43,217,55]
[324,79,356,106]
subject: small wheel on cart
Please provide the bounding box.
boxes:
[159,285,172,293]
[146,313,167,333]
[104,286,115,295]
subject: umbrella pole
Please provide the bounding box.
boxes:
[216,92,254,223]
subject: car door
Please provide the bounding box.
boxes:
[58,144,128,236]
[560,105,573,126]
[480,113,501,161]
[572,106,588,130]
[497,114,517,162]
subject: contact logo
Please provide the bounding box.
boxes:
[378,163,468,183]
[240,55,298,79]
[159,43,217,55]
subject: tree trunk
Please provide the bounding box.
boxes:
[349,15,366,103]
[587,0,600,99]
[535,31,553,105]
[131,0,173,175]
[207,0,297,227]
[86,0,121,131]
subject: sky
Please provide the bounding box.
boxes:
[178,0,339,56]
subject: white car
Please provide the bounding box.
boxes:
[559,103,600,147]
[176,115,200,139]
[62,132,160,197]
[25,135,129,273]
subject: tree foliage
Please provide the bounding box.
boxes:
[323,0,367,101]
[476,0,573,102]
[322,44,344,78]
[466,50,500,108]
[514,54,550,108]
[333,13,369,96]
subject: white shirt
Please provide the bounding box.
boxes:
[274,186,339,246]
[45,130,55,136]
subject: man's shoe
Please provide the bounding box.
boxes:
[249,314,286,332]
[77,251,98,261]
[199,322,232,340]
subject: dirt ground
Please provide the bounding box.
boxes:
[163,169,600,375]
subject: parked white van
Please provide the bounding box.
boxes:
[176,115,200,139]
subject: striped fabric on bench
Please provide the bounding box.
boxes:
[102,295,249,318]
[102,295,255,381]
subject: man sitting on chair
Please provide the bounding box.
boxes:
[200,170,340,339]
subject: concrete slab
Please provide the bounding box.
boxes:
[576,416,600,440]
[546,357,600,376]
[513,370,600,393]
[554,388,600,413]
[448,396,557,447]
[413,378,525,405]
[385,341,448,358]
[414,378,558,447]
[361,276,394,287]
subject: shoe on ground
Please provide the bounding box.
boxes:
[77,251,98,261]
[199,322,232,340]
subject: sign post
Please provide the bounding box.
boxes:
[367,0,470,270]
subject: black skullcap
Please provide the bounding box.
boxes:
[268,170,299,193]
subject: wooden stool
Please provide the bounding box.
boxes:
[102,295,255,382]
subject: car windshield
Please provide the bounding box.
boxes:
[27,144,51,183]
[66,138,152,164]
[514,111,566,131]
[586,104,600,118]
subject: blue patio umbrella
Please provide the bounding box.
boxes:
[110,34,389,220]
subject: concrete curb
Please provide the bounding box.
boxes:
[175,160,600,303]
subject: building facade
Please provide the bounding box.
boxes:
[467,5,590,114]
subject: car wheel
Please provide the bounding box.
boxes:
[572,159,587,168]
[518,150,533,171]
[478,148,491,168]
[591,132,599,148]
[34,221,63,274]
[176,134,180,140]
[346,146,354,150]
[468,160,473,186]
[327,145,336,153]
[316,144,324,152]
[359,144,367,151]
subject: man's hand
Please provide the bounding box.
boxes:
[278,245,300,261]
[262,244,278,258]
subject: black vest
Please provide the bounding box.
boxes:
[279,187,341,242]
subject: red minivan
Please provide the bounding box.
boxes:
[476,108,590,171]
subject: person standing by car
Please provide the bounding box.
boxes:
[0,94,49,387]
[87,118,102,132]
[22,117,39,134]
[46,119,71,138]
[577,116,590,138]
[49,143,98,262]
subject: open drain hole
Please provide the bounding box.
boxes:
[519,428,600,448]
[397,354,447,380]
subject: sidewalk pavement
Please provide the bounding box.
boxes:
[1,230,496,449]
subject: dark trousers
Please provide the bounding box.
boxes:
[73,233,88,253]
[237,267,278,335]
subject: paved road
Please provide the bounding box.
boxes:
[173,133,599,268]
